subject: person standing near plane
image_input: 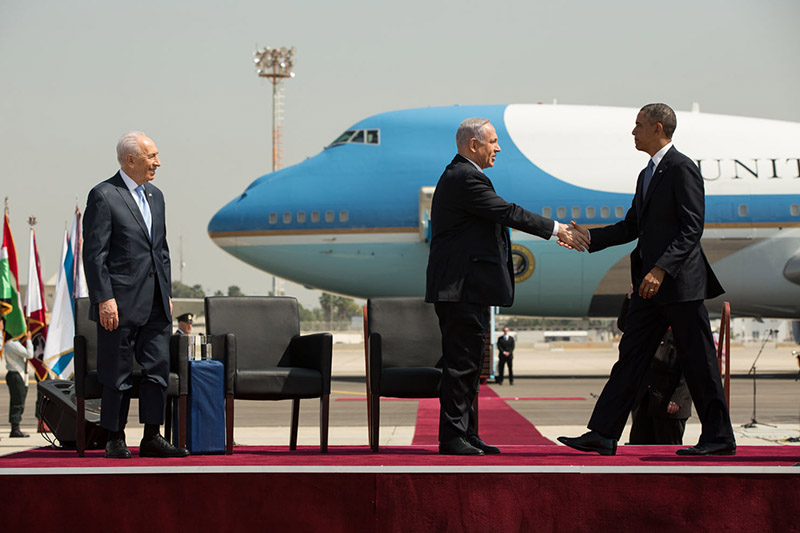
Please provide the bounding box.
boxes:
[83,131,189,459]
[496,326,515,386]
[426,117,589,456]
[558,103,736,456]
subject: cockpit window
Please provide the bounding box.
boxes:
[330,130,355,145]
[328,129,380,147]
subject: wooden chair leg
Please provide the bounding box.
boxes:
[179,395,188,449]
[320,394,329,453]
[225,394,234,455]
[164,397,173,442]
[76,396,86,457]
[370,394,380,453]
[290,398,300,450]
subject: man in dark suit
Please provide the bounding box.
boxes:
[496,326,515,385]
[558,104,736,456]
[83,131,189,459]
[426,118,589,455]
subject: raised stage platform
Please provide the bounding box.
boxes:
[1,444,798,532]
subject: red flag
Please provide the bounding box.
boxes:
[26,226,50,380]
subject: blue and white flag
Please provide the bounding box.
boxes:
[43,229,75,379]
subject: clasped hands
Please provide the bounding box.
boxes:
[557,221,665,299]
[556,220,591,252]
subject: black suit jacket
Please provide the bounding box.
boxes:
[425,154,555,306]
[497,335,515,356]
[644,330,692,419]
[589,146,723,303]
[83,172,172,327]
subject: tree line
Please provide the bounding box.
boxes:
[171,281,362,321]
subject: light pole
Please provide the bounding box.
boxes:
[254,46,295,172]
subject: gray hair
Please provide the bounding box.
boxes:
[640,103,677,139]
[116,131,147,166]
[456,118,491,148]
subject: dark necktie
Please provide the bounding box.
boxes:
[642,160,655,199]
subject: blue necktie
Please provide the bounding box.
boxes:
[136,185,152,239]
[642,160,655,199]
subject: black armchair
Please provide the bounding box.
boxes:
[204,296,333,452]
[366,297,443,452]
[73,297,188,456]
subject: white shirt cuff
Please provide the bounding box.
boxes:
[552,221,560,237]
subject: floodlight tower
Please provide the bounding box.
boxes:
[254,46,295,171]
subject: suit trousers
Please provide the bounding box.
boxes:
[434,302,489,442]
[97,284,171,432]
[588,295,734,444]
[497,354,513,384]
[6,371,27,427]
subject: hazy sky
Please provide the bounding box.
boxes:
[1,0,798,309]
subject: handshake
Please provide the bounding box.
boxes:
[556,221,590,252]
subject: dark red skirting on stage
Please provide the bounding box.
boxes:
[2,444,798,532]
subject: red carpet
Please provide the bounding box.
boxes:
[412,385,556,445]
[1,444,798,468]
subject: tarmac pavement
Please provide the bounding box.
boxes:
[2,342,798,457]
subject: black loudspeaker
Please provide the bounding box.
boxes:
[36,380,108,449]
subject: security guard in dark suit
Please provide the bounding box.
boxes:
[425,117,589,456]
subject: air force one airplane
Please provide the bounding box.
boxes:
[208,104,800,319]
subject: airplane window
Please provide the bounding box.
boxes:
[542,207,552,218]
[311,211,320,223]
[571,207,581,218]
[615,206,624,218]
[366,129,380,144]
[269,212,278,224]
[339,210,349,222]
[601,206,610,218]
[586,206,596,218]
[283,212,292,224]
[330,130,355,146]
[557,207,566,219]
[791,204,799,216]
[297,212,306,223]
[325,210,334,223]
[350,131,365,143]
[738,204,748,217]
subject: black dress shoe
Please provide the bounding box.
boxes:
[468,435,501,454]
[139,434,190,458]
[676,442,736,456]
[105,437,132,459]
[439,437,484,456]
[9,427,30,438]
[558,431,617,456]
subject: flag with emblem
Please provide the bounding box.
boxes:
[26,224,50,379]
[1,204,27,343]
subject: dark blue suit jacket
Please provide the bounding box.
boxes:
[425,154,555,306]
[589,146,724,303]
[83,172,172,327]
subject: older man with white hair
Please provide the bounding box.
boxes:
[83,131,189,459]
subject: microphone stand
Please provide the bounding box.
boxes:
[743,330,776,429]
